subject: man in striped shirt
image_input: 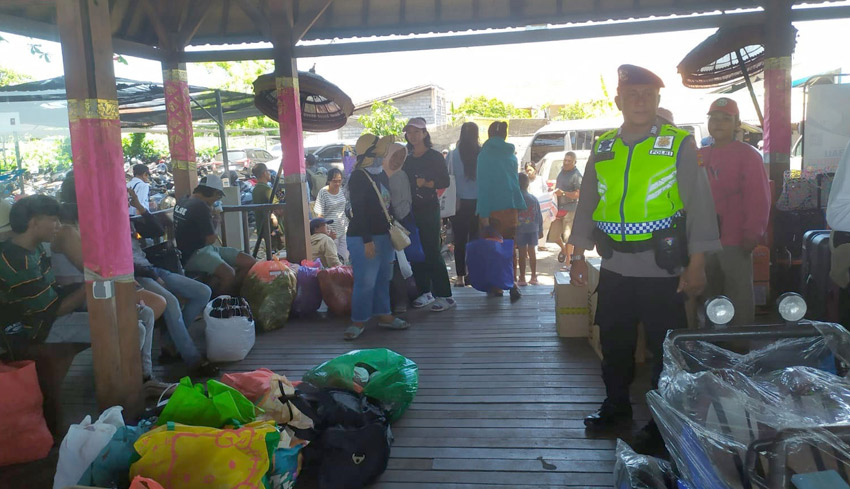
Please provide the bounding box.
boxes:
[0,195,87,346]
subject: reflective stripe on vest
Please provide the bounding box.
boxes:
[591,124,689,242]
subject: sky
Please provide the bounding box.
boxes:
[2,13,850,125]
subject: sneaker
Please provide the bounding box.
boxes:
[509,285,522,302]
[631,420,668,458]
[191,361,220,379]
[430,297,456,312]
[412,292,435,309]
[143,379,173,399]
[584,399,633,430]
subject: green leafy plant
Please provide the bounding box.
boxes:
[357,100,406,137]
[452,95,531,121]
[555,76,616,120]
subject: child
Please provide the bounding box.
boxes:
[516,172,543,286]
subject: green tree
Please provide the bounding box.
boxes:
[122,133,163,162]
[195,60,277,130]
[0,66,31,87]
[555,76,616,120]
[357,100,406,137]
[452,95,531,121]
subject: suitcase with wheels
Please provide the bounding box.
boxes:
[801,230,840,322]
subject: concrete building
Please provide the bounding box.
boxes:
[341,84,449,140]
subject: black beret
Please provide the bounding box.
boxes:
[617,64,665,88]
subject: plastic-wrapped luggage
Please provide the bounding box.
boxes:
[291,265,323,317]
[651,322,850,489]
[302,348,419,422]
[204,296,255,362]
[614,439,677,489]
[318,266,354,316]
[242,258,298,332]
[466,237,515,292]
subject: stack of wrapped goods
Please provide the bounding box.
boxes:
[615,322,850,488]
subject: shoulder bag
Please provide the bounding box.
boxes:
[361,170,411,251]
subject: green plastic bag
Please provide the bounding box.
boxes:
[242,259,298,333]
[302,348,418,422]
[156,377,259,428]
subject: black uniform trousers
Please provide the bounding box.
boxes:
[594,267,687,405]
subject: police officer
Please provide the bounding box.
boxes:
[568,65,720,452]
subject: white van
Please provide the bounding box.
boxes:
[523,117,709,192]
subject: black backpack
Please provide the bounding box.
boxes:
[285,383,392,489]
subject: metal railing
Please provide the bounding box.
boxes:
[220,203,286,260]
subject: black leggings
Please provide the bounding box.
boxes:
[450,199,479,277]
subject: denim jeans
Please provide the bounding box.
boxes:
[348,234,393,323]
[138,268,211,367]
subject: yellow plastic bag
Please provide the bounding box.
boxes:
[129,420,280,489]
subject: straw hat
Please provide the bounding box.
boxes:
[354,134,394,168]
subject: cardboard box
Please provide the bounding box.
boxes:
[555,271,590,337]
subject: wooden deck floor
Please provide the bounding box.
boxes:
[3,281,656,489]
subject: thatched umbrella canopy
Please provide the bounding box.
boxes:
[253,71,354,132]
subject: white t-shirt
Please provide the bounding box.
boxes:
[313,186,349,238]
[128,177,150,216]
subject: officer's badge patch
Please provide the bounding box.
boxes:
[654,136,674,149]
[649,149,674,157]
[598,139,615,153]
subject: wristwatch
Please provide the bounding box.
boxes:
[569,254,585,263]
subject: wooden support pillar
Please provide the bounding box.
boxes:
[273,42,311,263]
[763,0,796,187]
[56,0,143,417]
[162,61,198,200]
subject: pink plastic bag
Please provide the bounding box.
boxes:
[220,368,276,402]
[0,360,53,466]
[130,475,165,489]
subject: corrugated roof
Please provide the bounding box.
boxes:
[0,0,844,58]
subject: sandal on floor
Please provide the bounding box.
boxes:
[344,325,365,340]
[518,280,528,286]
[412,292,435,309]
[431,297,457,312]
[529,278,539,285]
[378,318,411,330]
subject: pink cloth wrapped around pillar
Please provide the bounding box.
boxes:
[68,103,133,279]
[276,76,305,178]
[763,57,793,160]
[163,70,196,163]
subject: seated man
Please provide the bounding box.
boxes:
[0,195,88,345]
[310,217,342,268]
[130,188,219,378]
[174,175,256,296]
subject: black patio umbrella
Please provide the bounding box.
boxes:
[253,71,354,133]
[677,24,795,125]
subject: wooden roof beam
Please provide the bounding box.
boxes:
[0,11,162,60]
[140,0,173,50]
[235,0,273,41]
[178,3,850,61]
[292,0,334,43]
[177,0,213,46]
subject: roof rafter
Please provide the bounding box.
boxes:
[292,0,334,43]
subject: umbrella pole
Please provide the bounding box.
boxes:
[737,50,765,126]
